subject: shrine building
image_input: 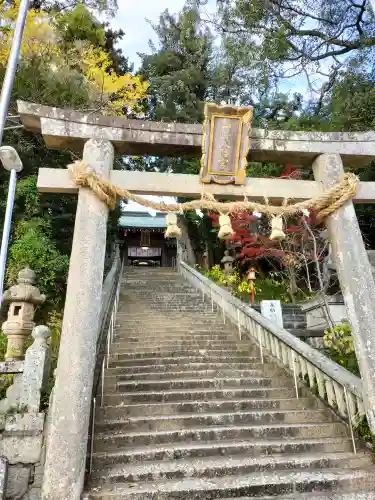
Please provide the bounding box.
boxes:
[118,210,177,267]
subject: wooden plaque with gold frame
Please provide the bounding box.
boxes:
[200,103,253,185]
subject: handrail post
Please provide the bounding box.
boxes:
[100,360,105,407]
[344,386,357,454]
[257,324,264,365]
[89,397,96,474]
[292,351,299,399]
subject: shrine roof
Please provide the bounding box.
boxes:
[119,214,167,229]
[17,100,375,167]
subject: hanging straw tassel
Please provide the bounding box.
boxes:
[269,215,286,241]
[165,213,182,239]
[218,214,234,240]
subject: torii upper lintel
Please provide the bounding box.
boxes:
[17,100,375,168]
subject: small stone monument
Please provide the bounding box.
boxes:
[221,250,234,277]
[260,300,284,328]
[1,268,46,361]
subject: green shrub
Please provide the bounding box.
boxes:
[6,218,69,306]
[205,265,230,286]
[205,266,310,304]
[323,321,359,375]
[234,277,295,304]
[0,332,7,361]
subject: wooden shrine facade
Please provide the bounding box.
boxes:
[118,211,176,267]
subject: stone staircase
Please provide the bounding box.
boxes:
[84,268,375,499]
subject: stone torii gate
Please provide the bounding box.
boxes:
[16,100,375,500]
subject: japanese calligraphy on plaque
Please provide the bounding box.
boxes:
[200,103,253,185]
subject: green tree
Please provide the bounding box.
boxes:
[140,3,213,123]
[30,0,118,16]
[215,0,375,88]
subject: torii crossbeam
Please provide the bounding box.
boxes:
[16,100,375,500]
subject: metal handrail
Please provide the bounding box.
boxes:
[86,252,123,476]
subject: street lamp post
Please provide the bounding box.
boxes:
[0,0,29,144]
[0,147,23,305]
[0,0,29,304]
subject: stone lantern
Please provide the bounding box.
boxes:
[1,267,46,360]
[221,250,234,277]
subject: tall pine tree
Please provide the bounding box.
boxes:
[140,3,213,124]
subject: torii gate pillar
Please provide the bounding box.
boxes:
[42,139,114,500]
[313,153,375,429]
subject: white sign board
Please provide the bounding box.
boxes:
[260,300,283,328]
[128,247,162,258]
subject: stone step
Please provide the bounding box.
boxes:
[107,369,265,382]
[113,327,235,335]
[217,490,375,500]
[124,292,197,296]
[221,494,375,500]
[92,437,355,468]
[114,376,291,392]
[123,297,211,302]
[283,323,307,329]
[114,320,232,326]
[94,422,348,451]
[115,319,226,326]
[127,301,219,310]
[129,292,204,295]
[109,355,260,367]
[90,452,370,485]
[113,349,258,361]
[115,326,234,332]
[95,409,335,433]
[105,362,278,376]
[123,294,208,298]
[130,303,211,307]
[111,344,251,355]
[112,341,242,349]
[111,351,259,362]
[103,387,298,405]
[97,397,323,419]
[116,316,223,320]
[122,333,236,340]
[113,331,237,339]
[84,468,374,499]
[124,307,221,311]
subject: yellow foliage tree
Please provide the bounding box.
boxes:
[80,45,148,115]
[0,1,149,116]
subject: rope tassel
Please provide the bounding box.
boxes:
[165,213,181,239]
[269,216,286,241]
[218,214,234,240]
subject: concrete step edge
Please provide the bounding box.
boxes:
[90,451,369,478]
[84,468,375,497]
